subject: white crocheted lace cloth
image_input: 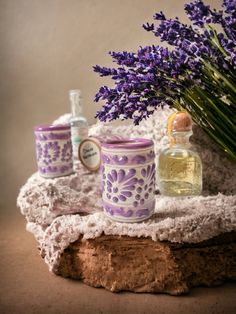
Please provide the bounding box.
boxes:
[17,108,236,273]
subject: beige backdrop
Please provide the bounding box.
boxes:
[0,0,221,209]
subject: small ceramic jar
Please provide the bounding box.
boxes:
[34,124,73,178]
[101,139,155,222]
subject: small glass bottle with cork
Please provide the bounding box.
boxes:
[69,90,88,167]
[158,111,202,196]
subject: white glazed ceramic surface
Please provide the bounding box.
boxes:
[35,126,73,178]
[101,139,155,222]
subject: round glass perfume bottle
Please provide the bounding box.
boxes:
[158,111,202,196]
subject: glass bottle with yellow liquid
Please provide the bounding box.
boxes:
[158,111,202,196]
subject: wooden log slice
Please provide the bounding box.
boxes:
[56,231,236,295]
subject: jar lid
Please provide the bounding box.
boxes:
[34,124,70,131]
[101,138,153,149]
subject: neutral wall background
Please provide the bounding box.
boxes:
[0,0,222,210]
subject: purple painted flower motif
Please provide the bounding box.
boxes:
[60,165,69,173]
[61,141,72,162]
[39,166,46,173]
[43,141,60,165]
[47,166,57,173]
[105,168,138,203]
[36,143,43,161]
[105,205,114,216]
[147,150,155,162]
[115,207,133,217]
[136,208,149,217]
[112,155,128,165]
[104,204,134,217]
[133,163,155,208]
[47,132,70,140]
[37,134,47,141]
[102,154,111,164]
[141,163,155,181]
[131,155,146,164]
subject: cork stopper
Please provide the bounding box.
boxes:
[167,111,192,134]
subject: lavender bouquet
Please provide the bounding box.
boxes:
[94,0,236,162]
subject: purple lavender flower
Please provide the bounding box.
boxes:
[109,51,138,67]
[94,44,189,124]
[143,22,155,32]
[153,11,166,21]
[185,1,223,27]
[223,0,236,15]
[93,1,236,162]
[93,65,118,77]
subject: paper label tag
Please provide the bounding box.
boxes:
[78,138,101,171]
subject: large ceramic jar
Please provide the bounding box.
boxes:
[34,124,73,178]
[101,139,155,222]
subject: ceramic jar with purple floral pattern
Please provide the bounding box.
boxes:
[34,125,73,178]
[101,139,155,222]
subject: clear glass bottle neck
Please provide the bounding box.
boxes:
[69,90,83,117]
[170,131,192,147]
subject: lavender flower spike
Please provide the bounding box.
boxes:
[93,0,236,161]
